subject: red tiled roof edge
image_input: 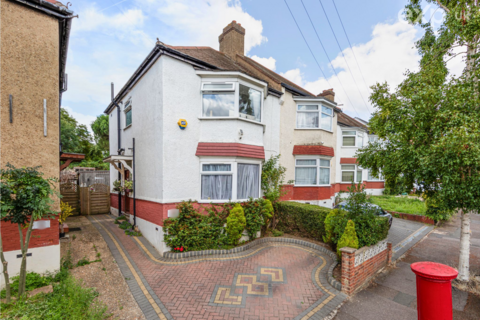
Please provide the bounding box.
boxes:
[340,158,358,164]
[292,145,334,157]
[196,143,265,159]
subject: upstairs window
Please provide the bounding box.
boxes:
[295,158,331,186]
[296,105,333,131]
[342,131,356,146]
[201,82,263,122]
[124,99,132,127]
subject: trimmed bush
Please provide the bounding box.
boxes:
[226,204,246,245]
[275,202,331,240]
[323,209,343,243]
[337,220,359,258]
[242,198,272,240]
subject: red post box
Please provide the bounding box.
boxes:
[411,262,458,320]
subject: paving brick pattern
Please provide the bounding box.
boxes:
[90,215,346,320]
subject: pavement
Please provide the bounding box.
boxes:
[89,215,347,320]
[335,213,480,320]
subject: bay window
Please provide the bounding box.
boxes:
[341,165,363,183]
[296,105,333,131]
[295,158,331,186]
[201,81,263,122]
[200,161,261,201]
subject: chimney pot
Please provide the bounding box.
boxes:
[219,21,245,60]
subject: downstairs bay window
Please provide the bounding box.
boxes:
[200,161,261,201]
[294,158,331,186]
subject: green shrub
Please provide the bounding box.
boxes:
[226,204,246,245]
[163,201,230,252]
[337,220,359,258]
[275,202,331,240]
[242,198,273,240]
[118,220,131,230]
[272,229,283,237]
[323,209,343,243]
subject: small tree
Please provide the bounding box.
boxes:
[261,154,287,203]
[0,164,58,297]
[226,204,246,245]
[337,220,359,258]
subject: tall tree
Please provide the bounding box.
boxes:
[357,1,480,282]
[91,114,109,155]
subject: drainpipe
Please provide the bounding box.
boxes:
[112,83,122,216]
[133,138,136,228]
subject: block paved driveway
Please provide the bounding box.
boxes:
[89,215,346,320]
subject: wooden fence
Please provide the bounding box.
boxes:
[62,182,110,215]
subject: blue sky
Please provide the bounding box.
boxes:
[62,0,458,130]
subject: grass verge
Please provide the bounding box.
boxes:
[370,195,426,215]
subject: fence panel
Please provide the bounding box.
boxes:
[60,182,80,215]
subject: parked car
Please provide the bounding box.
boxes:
[334,201,393,228]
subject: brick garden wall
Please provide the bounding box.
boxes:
[387,211,434,225]
[340,240,392,295]
[1,218,59,252]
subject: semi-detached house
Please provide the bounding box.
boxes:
[104,21,384,254]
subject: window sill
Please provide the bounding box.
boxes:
[198,116,266,127]
[294,128,333,133]
[123,124,132,131]
[198,198,259,203]
[341,146,358,148]
[365,180,384,182]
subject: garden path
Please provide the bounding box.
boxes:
[89,214,346,320]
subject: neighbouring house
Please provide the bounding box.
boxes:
[336,112,384,196]
[104,21,383,254]
[0,0,74,287]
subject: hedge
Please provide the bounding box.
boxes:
[275,201,331,240]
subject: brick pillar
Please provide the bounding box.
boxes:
[340,247,357,295]
[387,242,393,265]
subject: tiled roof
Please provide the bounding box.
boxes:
[195,143,265,159]
[169,46,313,96]
[337,112,368,129]
[292,145,335,157]
[340,158,358,164]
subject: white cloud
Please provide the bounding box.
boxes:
[280,20,421,120]
[250,55,276,71]
[146,0,267,53]
[63,106,97,134]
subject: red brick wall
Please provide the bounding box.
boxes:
[364,181,385,189]
[340,242,392,295]
[110,194,224,227]
[1,218,59,252]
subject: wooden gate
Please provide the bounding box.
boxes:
[79,183,110,215]
[60,182,80,215]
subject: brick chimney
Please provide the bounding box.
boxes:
[219,20,245,59]
[318,89,335,102]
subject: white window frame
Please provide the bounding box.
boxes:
[199,158,262,203]
[357,133,364,148]
[368,135,378,144]
[124,98,132,128]
[200,80,264,123]
[342,130,356,147]
[294,156,332,186]
[295,104,333,131]
[341,164,363,183]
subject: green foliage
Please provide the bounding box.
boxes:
[125,230,143,237]
[226,204,246,245]
[242,198,273,240]
[357,1,480,217]
[272,229,284,237]
[61,109,109,170]
[0,275,108,319]
[323,209,344,243]
[163,201,230,252]
[114,215,128,224]
[118,221,132,230]
[275,202,331,240]
[0,164,57,225]
[337,220,359,258]
[76,257,102,267]
[370,195,426,215]
[425,193,454,222]
[261,155,287,203]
